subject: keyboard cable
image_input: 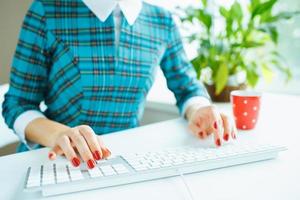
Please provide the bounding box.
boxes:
[177,170,196,200]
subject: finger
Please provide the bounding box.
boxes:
[211,120,222,147]
[194,117,209,139]
[199,130,208,139]
[221,114,231,142]
[97,137,111,158]
[68,129,96,169]
[188,122,206,139]
[79,125,102,160]
[57,135,81,167]
[48,145,63,160]
[232,123,238,139]
[188,122,201,136]
[195,118,203,128]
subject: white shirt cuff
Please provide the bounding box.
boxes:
[182,96,211,118]
[13,110,46,150]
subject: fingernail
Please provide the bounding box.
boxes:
[105,148,111,156]
[72,157,81,167]
[216,138,221,147]
[214,121,218,129]
[93,150,101,160]
[87,159,95,169]
[233,134,236,139]
[223,134,229,141]
[199,131,203,137]
[48,152,54,159]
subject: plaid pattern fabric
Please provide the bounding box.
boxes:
[2,0,209,151]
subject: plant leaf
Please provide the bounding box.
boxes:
[258,25,278,44]
[231,1,243,21]
[215,63,228,95]
[241,41,265,48]
[264,11,300,23]
[219,6,229,19]
[191,56,202,79]
[201,0,207,7]
[268,26,278,44]
[261,63,274,83]
[271,60,293,80]
[246,66,259,87]
[198,9,212,31]
[250,0,261,12]
[251,0,277,19]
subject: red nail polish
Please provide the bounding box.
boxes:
[93,151,101,160]
[87,159,95,169]
[214,121,218,129]
[216,139,221,147]
[48,153,53,159]
[223,134,229,141]
[105,148,111,155]
[72,157,80,167]
[199,131,203,137]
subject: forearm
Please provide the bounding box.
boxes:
[25,118,71,148]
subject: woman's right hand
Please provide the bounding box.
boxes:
[48,125,111,169]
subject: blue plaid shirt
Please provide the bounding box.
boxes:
[2,0,209,152]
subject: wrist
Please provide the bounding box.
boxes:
[185,104,199,122]
[184,98,212,121]
[186,104,213,122]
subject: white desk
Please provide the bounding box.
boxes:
[1,93,300,200]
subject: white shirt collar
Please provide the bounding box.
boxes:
[82,0,143,25]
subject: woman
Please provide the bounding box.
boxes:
[2,0,236,169]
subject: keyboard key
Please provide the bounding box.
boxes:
[42,164,55,185]
[43,164,54,172]
[160,163,172,167]
[68,166,84,181]
[55,164,70,183]
[43,178,56,185]
[88,167,103,178]
[27,166,41,188]
[100,165,116,176]
[133,166,148,171]
[112,164,129,174]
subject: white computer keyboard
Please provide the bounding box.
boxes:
[23,142,286,197]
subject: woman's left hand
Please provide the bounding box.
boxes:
[186,104,237,147]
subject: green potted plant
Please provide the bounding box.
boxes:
[181,0,299,102]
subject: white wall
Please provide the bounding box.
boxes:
[0,0,32,84]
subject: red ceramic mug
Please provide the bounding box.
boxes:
[231,90,262,130]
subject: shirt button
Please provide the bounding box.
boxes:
[73,57,78,64]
